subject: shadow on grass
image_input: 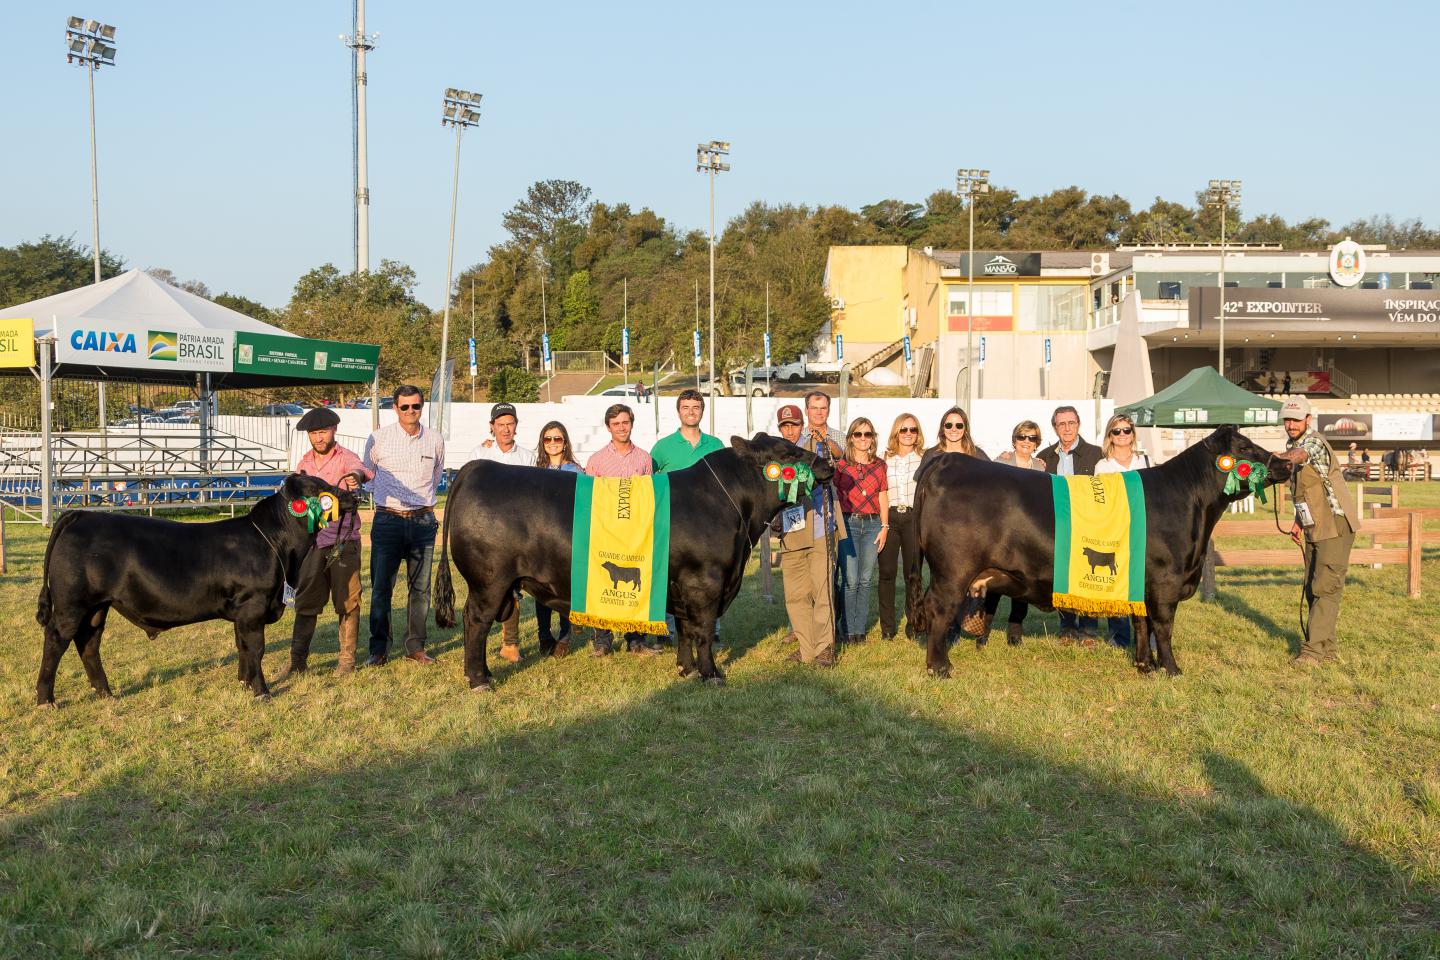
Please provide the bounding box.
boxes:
[2,677,1436,959]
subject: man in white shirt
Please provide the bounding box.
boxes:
[468,402,534,466]
[469,402,535,663]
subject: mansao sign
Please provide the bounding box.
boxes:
[0,318,35,368]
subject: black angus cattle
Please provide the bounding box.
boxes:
[601,560,643,590]
[907,427,1290,678]
[433,434,833,690]
[1082,547,1118,576]
[35,474,355,704]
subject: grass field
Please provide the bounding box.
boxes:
[2,487,1439,958]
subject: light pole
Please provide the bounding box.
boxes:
[956,168,989,412]
[67,16,116,440]
[1204,179,1242,377]
[437,88,482,433]
[341,1,378,274]
[696,140,730,433]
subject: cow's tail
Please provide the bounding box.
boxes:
[35,511,83,628]
[432,477,459,630]
[905,481,929,638]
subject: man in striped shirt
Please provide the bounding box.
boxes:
[363,384,446,667]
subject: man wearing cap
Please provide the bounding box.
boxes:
[651,389,724,474]
[1277,395,1359,666]
[280,407,373,677]
[775,403,843,667]
[468,402,535,662]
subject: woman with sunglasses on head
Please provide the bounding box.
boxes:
[1094,413,1151,649]
[877,414,924,640]
[979,421,1049,644]
[533,421,582,655]
[835,417,889,644]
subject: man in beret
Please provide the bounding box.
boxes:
[468,402,536,662]
[277,406,373,678]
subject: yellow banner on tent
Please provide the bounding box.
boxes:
[1051,472,1148,617]
[569,474,672,635]
[0,318,35,368]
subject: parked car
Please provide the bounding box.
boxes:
[728,371,772,397]
[258,403,306,417]
[599,385,650,399]
[348,396,394,410]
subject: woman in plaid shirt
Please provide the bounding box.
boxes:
[835,417,889,643]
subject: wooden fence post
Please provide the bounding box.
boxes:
[1408,511,1422,599]
[1201,540,1217,601]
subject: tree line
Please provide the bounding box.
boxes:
[5,187,1438,401]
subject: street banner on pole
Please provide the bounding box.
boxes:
[978,335,987,369]
[622,327,630,366]
[836,334,844,361]
[467,337,477,377]
[1044,337,1052,366]
[542,332,552,371]
[693,329,701,367]
[902,335,911,363]
[763,331,771,368]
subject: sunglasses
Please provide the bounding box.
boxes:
[851,431,874,439]
[543,435,565,444]
[397,402,423,411]
[943,421,966,430]
[1014,434,1040,443]
[1110,426,1134,436]
[897,426,918,434]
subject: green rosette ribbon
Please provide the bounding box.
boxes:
[287,495,330,533]
[1220,459,1269,503]
[764,461,816,504]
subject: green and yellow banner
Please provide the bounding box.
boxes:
[1051,473,1148,617]
[569,474,671,634]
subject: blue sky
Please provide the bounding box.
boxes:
[4,1,1437,309]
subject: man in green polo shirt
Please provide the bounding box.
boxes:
[651,388,725,474]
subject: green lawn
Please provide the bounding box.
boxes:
[2,486,1439,958]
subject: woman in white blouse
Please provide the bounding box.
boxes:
[877,413,924,640]
[1094,412,1149,648]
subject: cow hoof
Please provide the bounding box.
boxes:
[927,664,952,679]
[37,699,58,710]
[703,675,726,687]
[253,693,272,703]
[468,678,494,693]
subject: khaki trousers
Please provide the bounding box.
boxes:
[780,543,835,663]
[290,540,362,668]
[1301,516,1355,659]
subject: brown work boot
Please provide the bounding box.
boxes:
[334,613,358,676]
[498,642,521,663]
[814,649,837,669]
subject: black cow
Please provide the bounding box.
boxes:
[35,474,355,704]
[433,434,834,690]
[1082,547,1118,576]
[601,561,643,591]
[907,427,1291,678]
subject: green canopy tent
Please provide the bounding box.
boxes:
[1116,366,1282,428]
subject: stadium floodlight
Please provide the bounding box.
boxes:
[696,139,731,433]
[68,15,83,29]
[1204,178,1243,375]
[64,15,117,285]
[956,167,991,411]
[434,85,484,434]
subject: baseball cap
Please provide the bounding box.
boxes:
[489,402,518,422]
[776,404,803,425]
[1279,396,1311,420]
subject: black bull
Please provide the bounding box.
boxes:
[907,427,1291,678]
[433,434,833,690]
[34,474,357,704]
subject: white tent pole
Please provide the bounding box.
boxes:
[39,334,54,527]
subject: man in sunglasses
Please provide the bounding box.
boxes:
[468,402,536,663]
[1037,405,1103,644]
[362,384,446,667]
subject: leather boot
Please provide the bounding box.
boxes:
[334,612,358,675]
[276,614,317,681]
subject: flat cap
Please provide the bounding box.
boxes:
[296,407,341,431]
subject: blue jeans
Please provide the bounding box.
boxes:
[537,603,570,644]
[368,510,439,657]
[1107,616,1131,647]
[840,514,881,637]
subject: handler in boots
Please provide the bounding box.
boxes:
[1278,396,1359,666]
[281,407,372,677]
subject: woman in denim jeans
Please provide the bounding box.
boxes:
[835,417,889,643]
[534,421,582,655]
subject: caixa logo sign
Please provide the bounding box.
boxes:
[69,329,138,354]
[984,255,1019,275]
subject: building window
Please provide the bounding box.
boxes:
[1157,281,1183,300]
[1018,284,1088,331]
[947,286,1014,331]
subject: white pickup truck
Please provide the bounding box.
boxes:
[772,355,843,383]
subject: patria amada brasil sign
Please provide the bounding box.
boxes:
[55,318,379,381]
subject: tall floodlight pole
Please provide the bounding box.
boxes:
[696,140,730,433]
[438,88,482,433]
[956,168,990,413]
[66,17,116,284]
[67,16,117,441]
[341,2,378,273]
[1204,179,1242,376]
